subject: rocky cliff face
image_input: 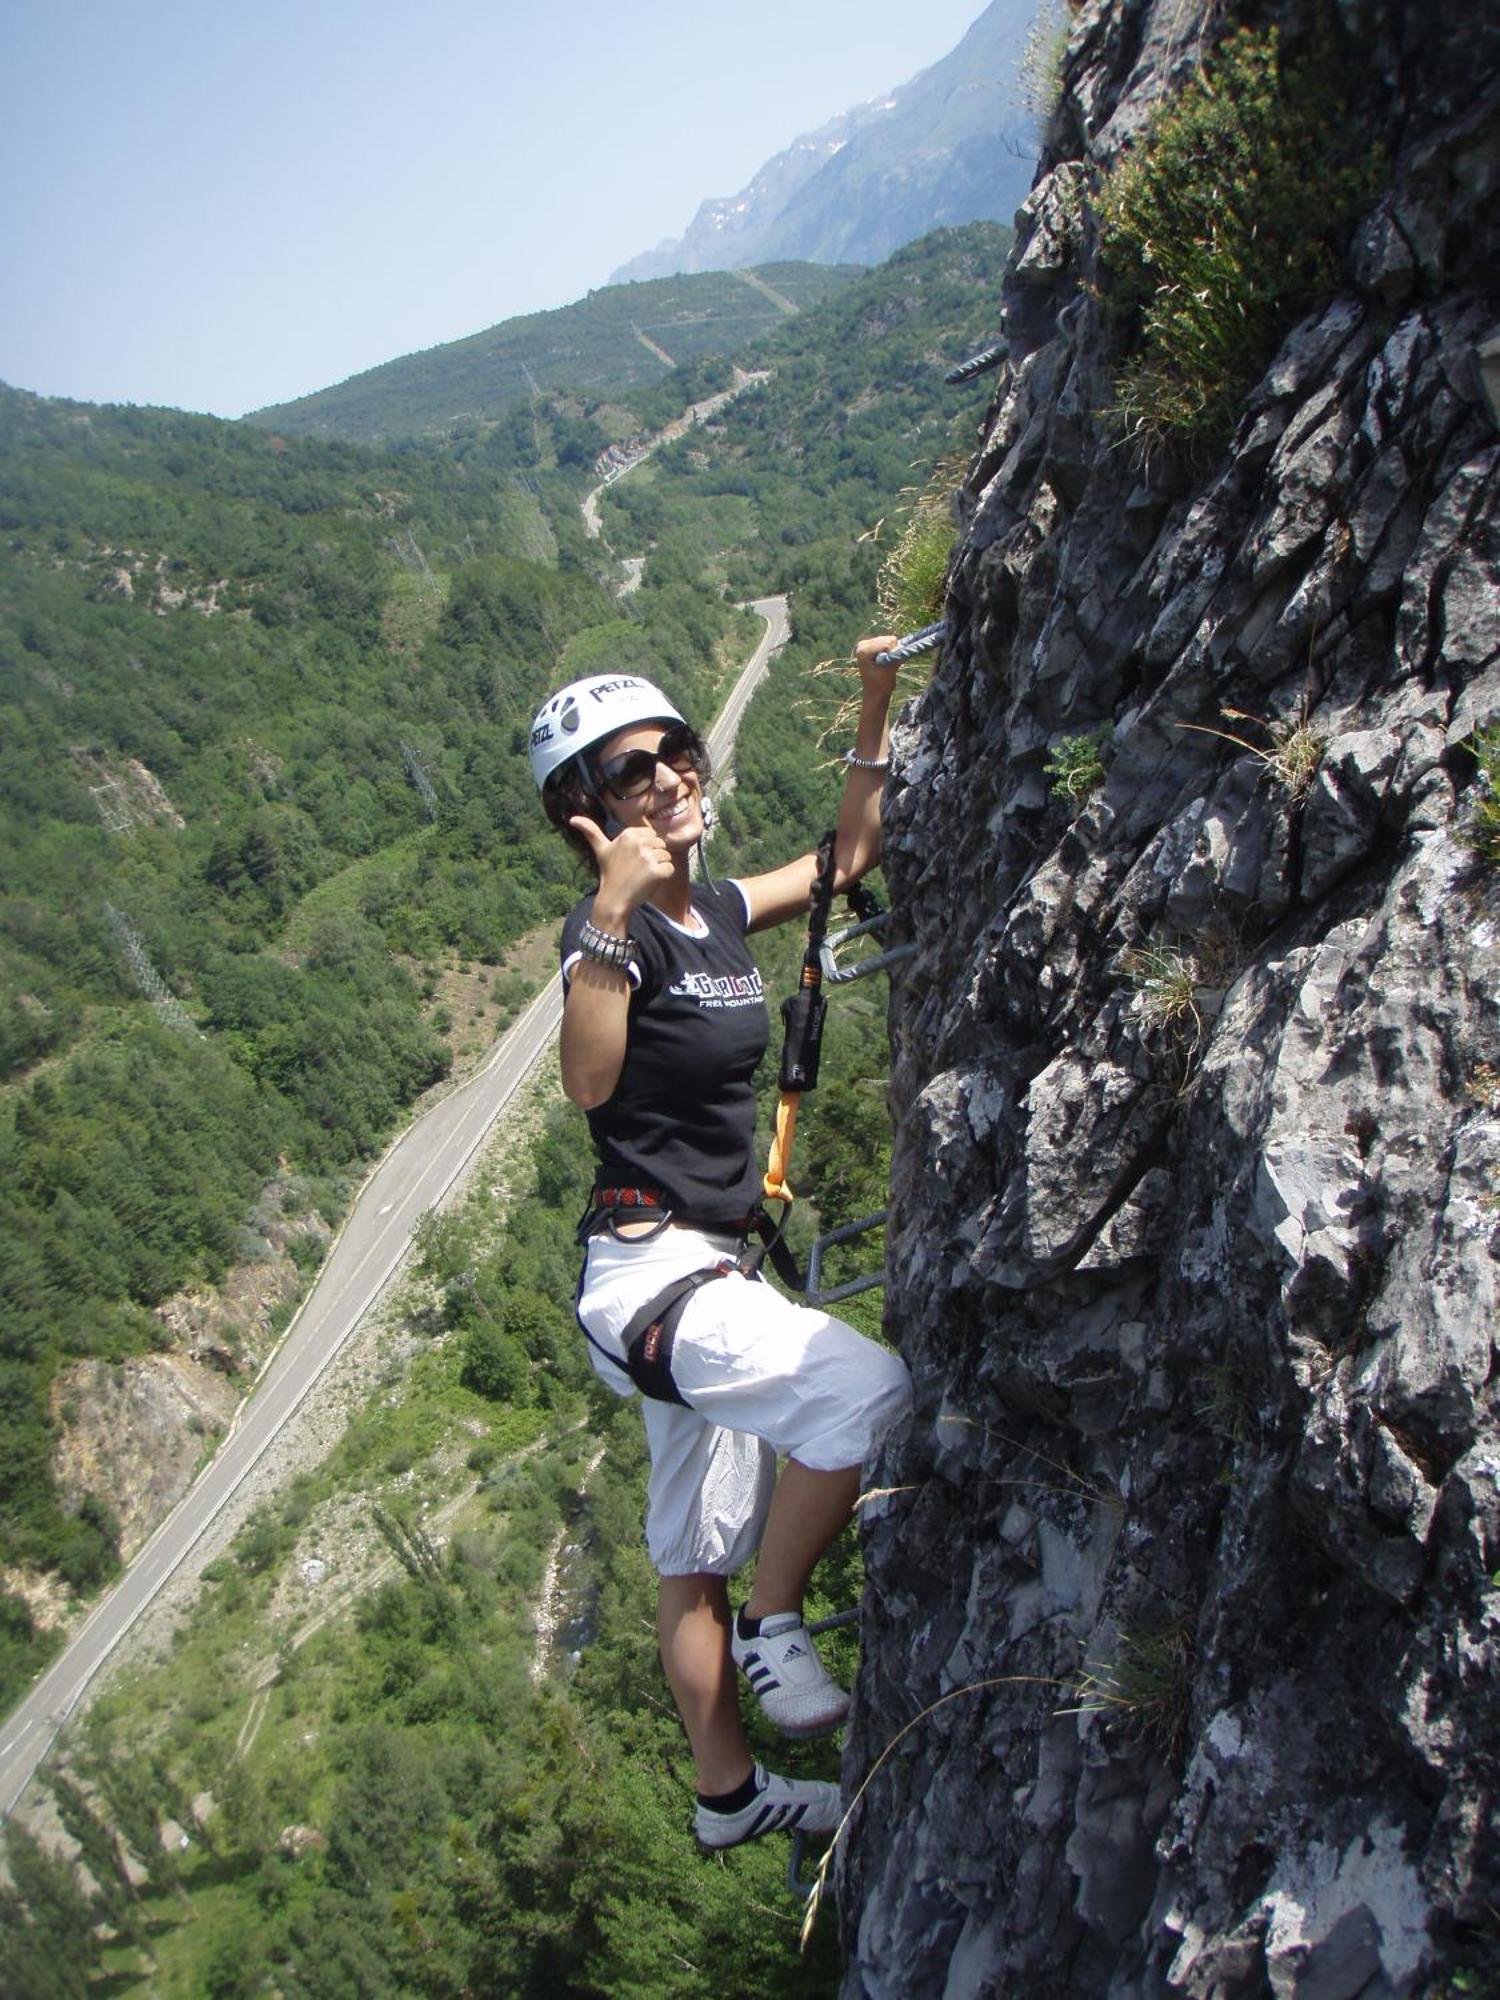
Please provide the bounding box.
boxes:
[844,3,1500,1993]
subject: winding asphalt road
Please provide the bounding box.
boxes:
[0,593,789,1823]
[580,368,770,545]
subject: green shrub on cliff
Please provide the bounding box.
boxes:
[1045,724,1112,809]
[1463,727,1500,867]
[1097,25,1380,453]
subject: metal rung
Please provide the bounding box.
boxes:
[819,912,917,987]
[945,339,1009,385]
[806,1210,888,1307]
[875,620,947,668]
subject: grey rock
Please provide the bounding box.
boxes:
[1013,162,1090,288]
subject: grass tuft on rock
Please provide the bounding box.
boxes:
[1018,0,1071,128]
[877,498,955,636]
[1096,25,1381,455]
[1071,1618,1195,1758]
[1177,704,1326,801]
[1463,727,1500,868]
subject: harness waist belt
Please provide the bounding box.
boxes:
[589,1185,761,1234]
[572,1192,807,1402]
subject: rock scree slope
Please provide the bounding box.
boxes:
[844,2,1500,1994]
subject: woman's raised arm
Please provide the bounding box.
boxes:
[739,633,898,933]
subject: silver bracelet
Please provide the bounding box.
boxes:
[844,747,891,772]
[578,919,633,970]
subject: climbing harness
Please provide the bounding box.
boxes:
[762,831,839,1209]
[615,1259,739,1406]
[762,832,919,1308]
[583,1187,801,1290]
[574,1189,801,1405]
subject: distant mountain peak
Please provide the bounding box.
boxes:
[609,1,1038,285]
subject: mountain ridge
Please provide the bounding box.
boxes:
[609,0,1039,283]
[246,262,860,444]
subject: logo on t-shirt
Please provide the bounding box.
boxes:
[667,968,765,1010]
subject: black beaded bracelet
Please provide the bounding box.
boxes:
[844,747,891,772]
[578,919,633,970]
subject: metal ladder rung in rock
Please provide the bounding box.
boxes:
[945,339,1009,385]
[819,911,916,988]
[875,620,947,668]
[803,903,909,1307]
[805,1211,890,1309]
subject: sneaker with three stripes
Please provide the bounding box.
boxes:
[731,1608,850,1738]
[693,1763,840,1850]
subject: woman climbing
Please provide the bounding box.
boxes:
[528,637,913,1851]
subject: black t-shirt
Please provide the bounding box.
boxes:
[561,879,770,1221]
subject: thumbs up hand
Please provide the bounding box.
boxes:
[569,815,674,921]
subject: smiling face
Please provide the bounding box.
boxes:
[594,722,705,852]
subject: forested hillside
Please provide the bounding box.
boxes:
[600,224,1012,603]
[0,385,751,1691]
[249,263,860,443]
[3,218,1014,1993]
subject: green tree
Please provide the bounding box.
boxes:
[48,1772,146,1953]
[461,1322,531,1404]
[1,1821,100,1998]
[213,1760,274,1860]
[86,1746,185,1901]
[201,1915,272,2000]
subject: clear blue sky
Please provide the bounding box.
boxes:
[1,0,995,419]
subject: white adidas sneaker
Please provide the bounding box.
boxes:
[731,1610,851,1738]
[694,1764,841,1850]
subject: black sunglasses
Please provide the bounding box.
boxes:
[594,723,706,802]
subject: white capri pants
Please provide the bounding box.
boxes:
[577,1223,912,1578]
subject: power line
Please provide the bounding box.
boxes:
[106,906,197,1034]
[400,740,440,821]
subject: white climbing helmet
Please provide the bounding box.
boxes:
[528,674,686,792]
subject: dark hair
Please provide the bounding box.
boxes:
[542,760,608,876]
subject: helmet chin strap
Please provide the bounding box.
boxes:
[572,752,623,839]
[697,795,718,888]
